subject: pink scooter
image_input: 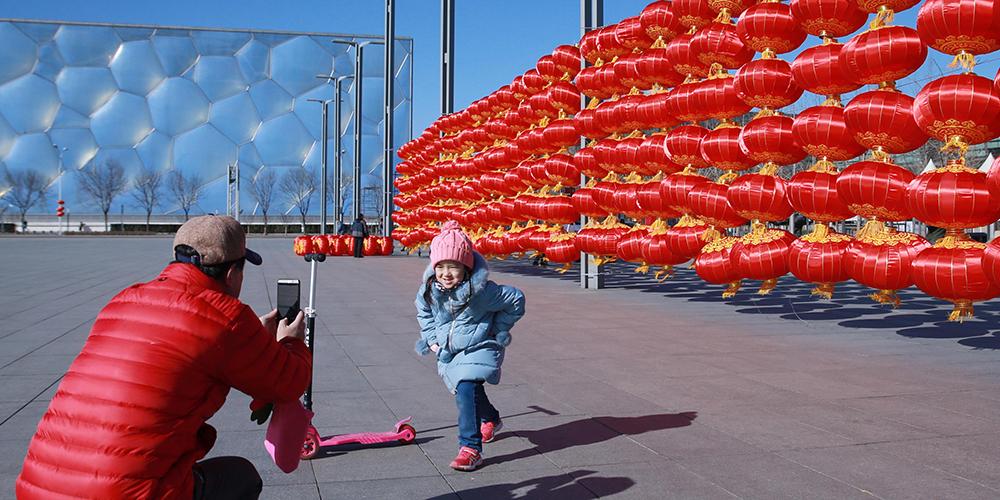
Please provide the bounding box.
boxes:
[297,253,417,461]
[300,417,416,460]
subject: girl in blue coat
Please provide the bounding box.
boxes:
[415,221,525,471]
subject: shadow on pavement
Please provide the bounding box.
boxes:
[426,470,634,500]
[488,257,1000,349]
[486,412,697,467]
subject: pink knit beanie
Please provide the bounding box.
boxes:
[430,220,475,269]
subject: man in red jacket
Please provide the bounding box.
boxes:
[17,215,313,500]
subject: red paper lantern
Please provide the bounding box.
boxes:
[837,160,915,221]
[665,81,713,123]
[673,0,717,30]
[665,124,711,168]
[615,52,651,91]
[638,48,687,89]
[695,235,744,296]
[732,225,797,294]
[571,186,608,218]
[916,0,1000,62]
[700,124,757,171]
[641,1,685,42]
[845,226,930,306]
[688,182,749,228]
[596,25,630,61]
[660,169,712,215]
[574,107,609,140]
[788,168,855,222]
[617,225,651,263]
[788,225,854,297]
[552,45,582,79]
[639,133,685,175]
[791,106,866,161]
[739,115,808,166]
[665,215,713,258]
[912,232,1000,321]
[789,0,869,38]
[666,32,710,78]
[727,171,796,221]
[839,25,927,85]
[617,15,655,52]
[574,146,608,179]
[638,178,685,219]
[912,74,1000,154]
[635,92,683,130]
[546,232,579,264]
[293,235,313,256]
[854,0,920,15]
[735,58,803,111]
[694,21,755,70]
[843,88,929,157]
[548,82,583,116]
[544,153,581,187]
[643,225,692,279]
[736,2,808,54]
[982,236,1000,287]
[906,160,1000,229]
[701,76,754,120]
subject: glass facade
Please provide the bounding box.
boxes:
[0,19,412,219]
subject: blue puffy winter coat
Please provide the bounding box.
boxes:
[415,252,525,393]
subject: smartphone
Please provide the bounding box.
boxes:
[276,279,301,324]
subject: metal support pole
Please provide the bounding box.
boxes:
[303,255,319,411]
[308,98,334,235]
[353,45,365,222]
[334,78,346,226]
[383,0,396,237]
[441,0,455,116]
[580,0,604,290]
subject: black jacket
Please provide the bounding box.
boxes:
[351,219,368,237]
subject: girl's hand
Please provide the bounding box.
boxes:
[429,344,440,353]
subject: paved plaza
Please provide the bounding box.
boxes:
[2,235,1000,499]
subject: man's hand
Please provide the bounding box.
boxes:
[429,343,439,353]
[277,310,306,342]
[260,309,279,338]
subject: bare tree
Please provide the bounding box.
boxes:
[167,171,202,221]
[280,168,318,233]
[77,159,129,231]
[3,170,49,232]
[130,170,163,232]
[248,169,277,235]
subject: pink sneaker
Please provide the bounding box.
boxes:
[481,418,503,443]
[449,446,483,471]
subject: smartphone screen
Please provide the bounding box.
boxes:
[276,279,301,323]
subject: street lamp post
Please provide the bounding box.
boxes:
[332,39,385,224]
[52,144,67,235]
[315,74,355,233]
[307,97,335,236]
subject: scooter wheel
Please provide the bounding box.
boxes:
[398,424,416,444]
[301,429,320,460]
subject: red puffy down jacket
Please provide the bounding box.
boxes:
[17,263,312,499]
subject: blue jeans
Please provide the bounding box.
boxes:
[455,380,500,452]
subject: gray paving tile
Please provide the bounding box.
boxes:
[318,476,457,500]
[778,444,1000,500]
[569,462,738,500]
[871,434,1000,491]
[675,451,877,500]
[841,396,997,436]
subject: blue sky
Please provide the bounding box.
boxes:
[4,0,998,141]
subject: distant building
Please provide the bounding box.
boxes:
[0,19,412,219]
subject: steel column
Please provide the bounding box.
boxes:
[580,0,604,289]
[383,0,396,236]
[441,0,455,116]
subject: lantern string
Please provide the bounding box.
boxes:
[948,51,977,72]
[713,9,732,24]
[940,136,971,158]
[635,263,651,274]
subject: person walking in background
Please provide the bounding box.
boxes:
[414,221,525,471]
[351,214,369,258]
[17,215,312,500]
[335,218,346,236]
